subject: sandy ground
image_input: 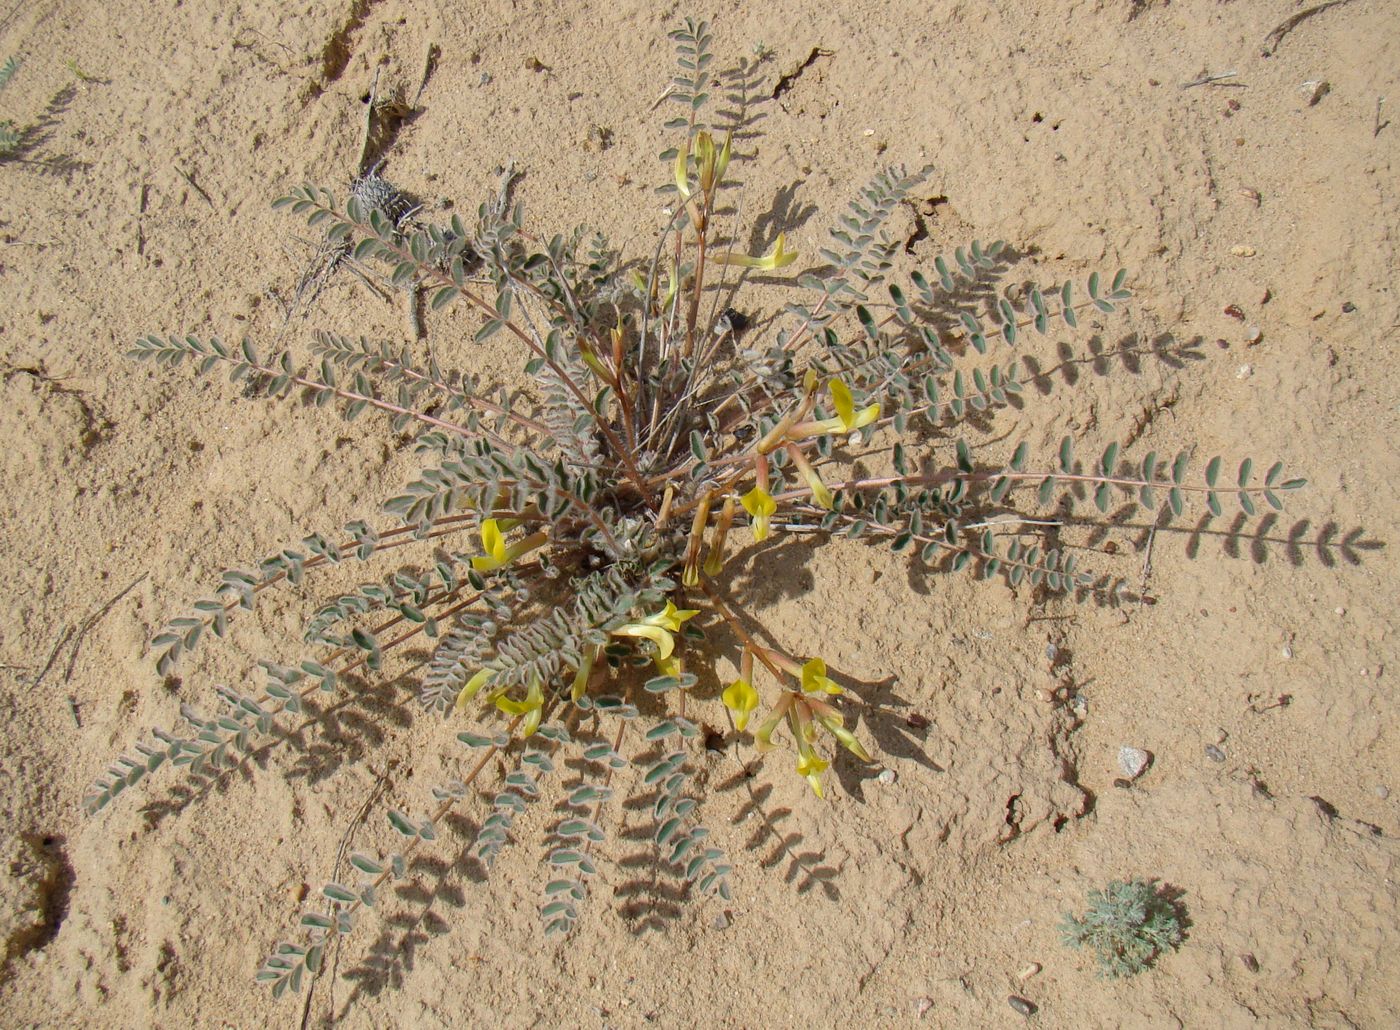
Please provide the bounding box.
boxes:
[0,0,1396,1026]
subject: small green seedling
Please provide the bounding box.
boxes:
[1061,878,1185,978]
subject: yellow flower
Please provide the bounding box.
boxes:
[800,657,843,695]
[714,232,798,271]
[611,602,699,661]
[795,747,830,799]
[673,137,692,199]
[807,696,873,762]
[752,691,796,753]
[722,678,759,731]
[829,378,880,431]
[715,130,733,183]
[647,600,699,632]
[703,496,737,576]
[570,645,599,702]
[785,445,833,510]
[453,668,493,712]
[741,485,776,542]
[494,677,544,737]
[471,519,546,572]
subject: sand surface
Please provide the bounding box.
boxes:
[0,0,1396,1026]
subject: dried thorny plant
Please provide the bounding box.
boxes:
[87,20,1306,999]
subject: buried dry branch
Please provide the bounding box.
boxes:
[87,20,1304,998]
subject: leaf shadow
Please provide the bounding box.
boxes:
[718,776,840,900]
[334,823,486,1011]
[2,82,90,178]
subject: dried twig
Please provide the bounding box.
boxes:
[33,574,146,728]
[1139,526,1157,606]
[64,574,148,683]
[32,626,73,692]
[1261,0,1360,57]
[1180,70,1238,89]
[173,164,214,207]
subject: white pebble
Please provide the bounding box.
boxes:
[877,769,897,785]
[1281,644,1293,659]
[1119,746,1151,779]
[1335,607,1345,616]
[1236,364,1253,379]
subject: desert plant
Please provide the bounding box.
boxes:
[1061,878,1186,977]
[87,20,1303,998]
[0,56,22,155]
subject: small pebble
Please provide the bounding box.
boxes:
[1119,746,1152,779]
[1376,786,1390,800]
[876,769,897,785]
[1223,304,1246,321]
[1045,643,1058,662]
[1231,245,1257,257]
[1017,962,1042,981]
[1281,644,1293,659]
[1335,607,1346,616]
[1205,744,1226,762]
[1008,995,1037,1017]
[1341,301,1356,313]
[1240,952,1260,973]
[1245,325,1263,345]
[1112,777,1134,790]
[914,996,933,1019]
[1236,364,1253,380]
[711,910,731,930]
[906,712,929,730]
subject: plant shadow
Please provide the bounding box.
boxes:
[2,82,89,178]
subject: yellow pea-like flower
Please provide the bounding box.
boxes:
[471,519,546,572]
[722,677,759,731]
[827,378,881,433]
[714,232,798,271]
[453,668,493,712]
[741,485,777,542]
[785,445,833,510]
[611,602,699,661]
[673,138,692,199]
[800,657,843,695]
[494,678,544,737]
[795,747,830,799]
